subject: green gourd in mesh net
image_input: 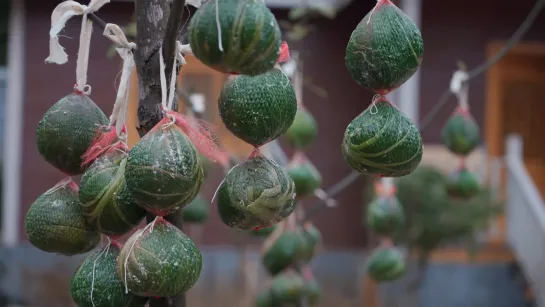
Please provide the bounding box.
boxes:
[345,0,424,94]
[181,193,209,224]
[79,148,146,236]
[342,97,422,177]
[249,225,277,237]
[125,120,204,216]
[217,155,296,229]
[70,242,148,307]
[188,0,282,76]
[270,270,306,304]
[24,179,100,256]
[367,244,406,282]
[117,217,202,297]
[287,154,322,198]
[285,108,318,149]
[366,195,404,236]
[36,93,108,175]
[446,166,481,199]
[441,106,480,156]
[219,67,298,147]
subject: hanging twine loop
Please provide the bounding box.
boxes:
[449,70,470,111]
[103,23,136,140]
[45,0,110,95]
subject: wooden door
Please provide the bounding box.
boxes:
[486,42,545,244]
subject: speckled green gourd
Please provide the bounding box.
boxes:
[249,225,277,237]
[342,99,423,177]
[285,108,318,149]
[70,243,148,307]
[367,246,406,282]
[270,271,306,304]
[125,125,204,215]
[447,167,481,199]
[36,93,109,175]
[441,109,480,156]
[79,150,146,236]
[25,180,100,256]
[345,0,424,93]
[219,67,298,146]
[287,160,322,198]
[217,156,296,230]
[188,0,282,76]
[182,193,209,224]
[117,218,202,297]
[366,196,404,236]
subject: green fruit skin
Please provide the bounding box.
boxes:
[285,109,318,149]
[262,231,305,275]
[367,246,406,282]
[441,112,480,156]
[70,244,148,307]
[249,225,277,237]
[36,93,109,175]
[299,224,321,262]
[25,183,100,256]
[345,1,424,93]
[117,219,202,297]
[181,194,209,224]
[219,67,298,146]
[342,99,423,177]
[255,289,274,307]
[447,168,480,199]
[270,273,306,304]
[79,152,146,236]
[366,196,404,236]
[217,156,296,230]
[287,161,322,198]
[188,0,282,76]
[125,125,204,215]
[305,279,322,306]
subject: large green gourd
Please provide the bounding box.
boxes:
[285,108,318,149]
[25,180,100,256]
[441,108,480,156]
[188,0,282,76]
[270,271,306,304]
[447,167,481,199]
[36,93,108,175]
[70,243,148,307]
[79,150,146,236]
[366,195,404,236]
[345,0,424,94]
[217,155,296,229]
[287,159,322,198]
[367,245,406,282]
[219,67,298,146]
[125,124,204,215]
[181,193,209,224]
[117,218,202,297]
[342,98,423,177]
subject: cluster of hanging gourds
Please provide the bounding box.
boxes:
[344,0,424,282]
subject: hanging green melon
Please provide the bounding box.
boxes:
[285,108,318,149]
[367,245,406,282]
[188,0,282,76]
[345,0,424,94]
[441,107,480,156]
[219,67,297,146]
[70,243,148,307]
[249,225,277,237]
[342,98,423,177]
[287,159,322,198]
[36,93,109,175]
[117,217,202,297]
[305,278,322,306]
[447,167,481,199]
[79,150,146,236]
[125,124,204,216]
[181,193,209,224]
[217,155,296,229]
[255,289,274,307]
[299,223,321,262]
[25,179,100,256]
[366,195,404,236]
[270,271,306,304]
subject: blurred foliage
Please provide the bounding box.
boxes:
[365,166,503,264]
[279,5,338,42]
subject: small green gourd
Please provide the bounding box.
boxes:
[446,167,481,199]
[181,194,210,224]
[270,271,306,304]
[441,107,480,156]
[285,108,318,149]
[287,157,322,198]
[366,195,404,236]
[367,245,406,282]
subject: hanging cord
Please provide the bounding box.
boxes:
[45,0,111,94]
